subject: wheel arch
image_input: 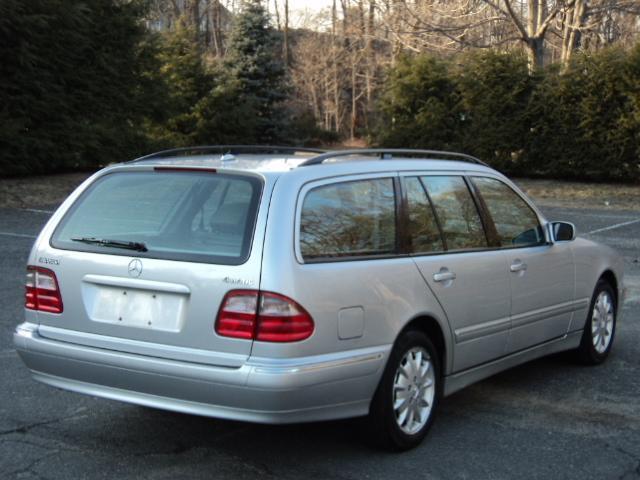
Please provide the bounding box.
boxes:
[599,269,619,307]
[398,314,451,376]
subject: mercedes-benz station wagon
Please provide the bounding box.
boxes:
[14,146,623,450]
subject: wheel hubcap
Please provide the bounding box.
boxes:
[591,291,614,354]
[392,347,435,435]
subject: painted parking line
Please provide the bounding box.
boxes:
[587,218,640,235]
[0,232,37,239]
[549,210,640,220]
[21,208,54,214]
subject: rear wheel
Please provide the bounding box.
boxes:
[576,280,617,365]
[366,330,441,451]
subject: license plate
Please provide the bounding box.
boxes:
[86,284,187,332]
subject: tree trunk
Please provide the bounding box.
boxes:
[526,37,545,71]
[332,0,341,132]
[365,0,375,103]
[351,52,357,140]
[284,0,290,67]
[212,0,224,56]
[561,0,588,69]
[273,0,281,30]
[190,0,200,44]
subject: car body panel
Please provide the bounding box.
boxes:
[413,249,511,372]
[504,242,577,353]
[569,237,625,331]
[14,322,388,423]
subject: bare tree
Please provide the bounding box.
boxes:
[368,0,638,70]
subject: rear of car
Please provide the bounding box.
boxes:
[14,163,377,423]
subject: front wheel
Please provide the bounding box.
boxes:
[575,280,617,365]
[366,330,441,451]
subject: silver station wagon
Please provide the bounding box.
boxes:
[14,146,623,450]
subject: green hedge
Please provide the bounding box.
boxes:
[0,0,331,176]
[371,47,640,182]
[0,0,164,176]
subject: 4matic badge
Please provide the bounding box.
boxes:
[223,276,254,286]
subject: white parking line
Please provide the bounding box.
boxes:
[0,232,37,239]
[21,208,54,214]
[588,218,640,235]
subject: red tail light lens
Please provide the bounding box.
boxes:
[255,292,315,342]
[25,266,63,314]
[215,290,314,342]
[215,290,258,339]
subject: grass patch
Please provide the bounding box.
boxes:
[514,178,640,211]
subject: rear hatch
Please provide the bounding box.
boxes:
[31,166,269,367]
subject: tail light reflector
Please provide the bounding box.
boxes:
[216,290,314,342]
[25,266,63,314]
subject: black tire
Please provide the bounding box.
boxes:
[365,329,441,451]
[575,279,617,365]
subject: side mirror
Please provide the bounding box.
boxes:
[550,221,576,242]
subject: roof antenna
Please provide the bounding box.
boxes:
[220,152,236,163]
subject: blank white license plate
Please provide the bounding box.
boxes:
[85,284,187,332]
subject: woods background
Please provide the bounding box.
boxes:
[1,0,639,181]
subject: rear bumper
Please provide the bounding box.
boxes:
[14,323,389,424]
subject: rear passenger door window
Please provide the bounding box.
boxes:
[472,177,544,248]
[420,176,487,251]
[404,177,444,253]
[300,178,396,260]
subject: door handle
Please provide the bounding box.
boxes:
[510,260,528,273]
[433,269,456,283]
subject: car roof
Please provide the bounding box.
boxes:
[117,147,499,178]
[130,153,319,172]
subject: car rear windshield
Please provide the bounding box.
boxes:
[51,170,263,265]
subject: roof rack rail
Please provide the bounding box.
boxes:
[299,148,488,167]
[129,145,327,163]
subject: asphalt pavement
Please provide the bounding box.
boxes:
[0,203,638,480]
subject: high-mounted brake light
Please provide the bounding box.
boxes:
[25,266,63,314]
[154,167,217,173]
[215,290,314,342]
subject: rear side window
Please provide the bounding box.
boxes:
[300,178,396,260]
[421,176,487,251]
[472,177,544,247]
[404,177,444,253]
[51,171,262,265]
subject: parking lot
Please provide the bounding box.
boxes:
[1,189,638,479]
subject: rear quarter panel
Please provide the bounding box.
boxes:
[256,170,455,374]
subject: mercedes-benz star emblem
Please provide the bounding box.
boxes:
[128,259,143,278]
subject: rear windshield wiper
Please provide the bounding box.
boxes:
[71,237,148,252]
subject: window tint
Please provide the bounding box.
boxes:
[300,178,396,259]
[421,176,487,250]
[405,177,444,253]
[52,171,262,264]
[473,177,544,247]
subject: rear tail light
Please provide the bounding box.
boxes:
[216,290,314,342]
[214,290,258,340]
[25,266,63,314]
